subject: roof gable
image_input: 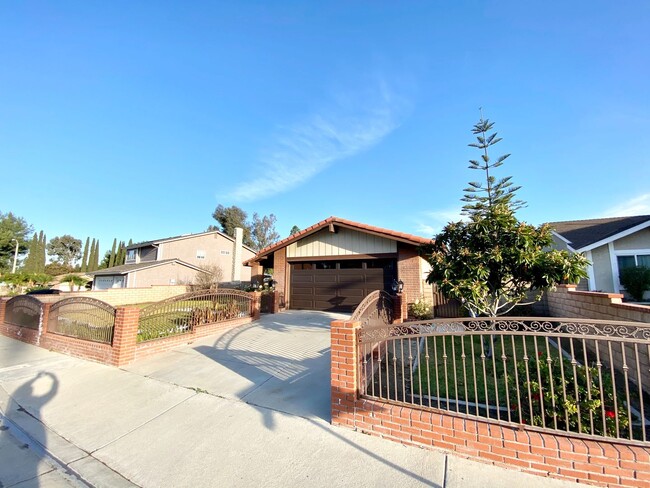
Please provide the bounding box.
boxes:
[128,229,256,254]
[250,216,431,262]
[550,215,650,251]
[90,259,205,276]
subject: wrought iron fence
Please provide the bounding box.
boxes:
[358,317,650,445]
[351,290,393,327]
[138,289,254,342]
[5,295,43,329]
[48,297,116,344]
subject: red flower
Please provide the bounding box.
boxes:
[532,393,541,402]
[605,410,616,419]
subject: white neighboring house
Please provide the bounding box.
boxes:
[550,215,650,299]
[91,228,256,290]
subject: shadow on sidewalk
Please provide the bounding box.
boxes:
[1,372,59,487]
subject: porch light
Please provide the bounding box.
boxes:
[392,279,404,294]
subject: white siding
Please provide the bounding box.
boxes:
[286,227,397,258]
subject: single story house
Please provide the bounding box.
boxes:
[246,216,433,312]
[92,228,256,289]
[550,215,650,298]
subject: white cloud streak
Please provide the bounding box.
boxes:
[224,80,408,202]
[414,208,465,237]
[603,193,650,217]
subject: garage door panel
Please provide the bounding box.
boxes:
[290,260,396,312]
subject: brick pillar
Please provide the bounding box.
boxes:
[393,292,407,324]
[331,320,360,426]
[251,292,261,320]
[111,307,140,366]
[0,298,7,324]
[39,303,51,346]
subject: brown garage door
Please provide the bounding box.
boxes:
[290,259,396,312]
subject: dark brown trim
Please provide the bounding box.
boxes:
[286,253,397,263]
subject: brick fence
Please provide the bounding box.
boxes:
[331,319,650,488]
[0,292,261,367]
[538,284,650,323]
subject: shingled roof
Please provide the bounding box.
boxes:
[549,215,650,251]
[248,216,432,263]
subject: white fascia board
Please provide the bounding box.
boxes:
[576,219,650,253]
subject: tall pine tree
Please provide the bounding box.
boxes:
[23,233,39,272]
[81,237,90,272]
[108,238,117,268]
[39,231,46,273]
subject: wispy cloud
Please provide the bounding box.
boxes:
[414,208,464,237]
[224,79,409,202]
[603,193,650,217]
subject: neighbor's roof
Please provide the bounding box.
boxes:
[246,216,432,264]
[127,229,256,254]
[89,259,206,276]
[549,215,650,251]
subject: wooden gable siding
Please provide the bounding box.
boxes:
[286,227,397,259]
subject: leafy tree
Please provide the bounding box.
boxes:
[0,212,33,272]
[47,235,82,267]
[80,237,90,272]
[45,262,74,277]
[38,231,47,273]
[211,204,253,247]
[619,266,650,302]
[250,213,280,251]
[289,225,301,236]
[100,250,112,269]
[423,115,588,316]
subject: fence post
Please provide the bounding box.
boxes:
[252,292,261,320]
[39,302,51,346]
[0,298,6,324]
[393,292,408,324]
[331,319,361,427]
[111,307,140,366]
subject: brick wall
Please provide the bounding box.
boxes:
[273,248,287,310]
[35,285,190,306]
[546,285,650,323]
[0,293,261,367]
[331,319,650,488]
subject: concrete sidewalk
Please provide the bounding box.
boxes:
[0,313,581,488]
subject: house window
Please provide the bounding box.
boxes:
[220,250,230,255]
[617,254,650,283]
[196,250,206,259]
[126,249,136,262]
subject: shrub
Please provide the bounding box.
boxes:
[409,297,433,320]
[508,354,629,437]
[620,266,650,302]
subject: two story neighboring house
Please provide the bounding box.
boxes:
[92,228,256,290]
[550,215,650,298]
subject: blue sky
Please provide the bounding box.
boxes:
[1,1,649,256]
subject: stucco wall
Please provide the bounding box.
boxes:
[157,234,253,281]
[613,228,650,250]
[129,263,201,287]
[591,244,614,292]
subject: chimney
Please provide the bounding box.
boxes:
[232,227,243,282]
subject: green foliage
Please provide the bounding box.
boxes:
[0,211,33,271]
[508,354,629,437]
[619,266,650,302]
[408,297,433,319]
[211,204,280,251]
[250,213,280,251]
[108,238,117,268]
[289,225,301,235]
[2,272,52,287]
[45,262,74,277]
[22,233,40,273]
[80,237,90,272]
[423,116,588,316]
[47,235,82,267]
[61,274,89,291]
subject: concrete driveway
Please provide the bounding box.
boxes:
[125,310,348,423]
[0,311,581,488]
